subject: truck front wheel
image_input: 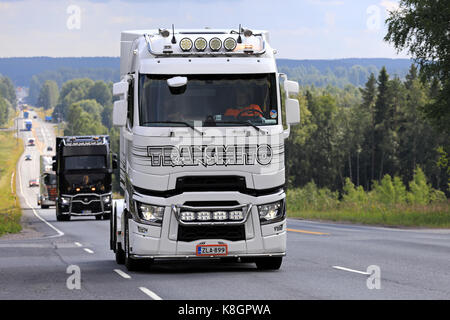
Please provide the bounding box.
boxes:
[124,217,142,271]
[255,257,283,270]
[56,205,70,221]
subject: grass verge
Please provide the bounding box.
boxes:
[0,131,24,236]
[287,195,450,228]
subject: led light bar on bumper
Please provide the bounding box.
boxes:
[136,202,164,224]
[175,204,250,224]
[258,200,286,225]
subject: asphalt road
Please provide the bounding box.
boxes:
[0,111,449,300]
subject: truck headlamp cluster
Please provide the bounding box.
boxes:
[60,197,70,206]
[194,37,207,51]
[137,202,165,224]
[258,200,285,224]
[179,210,245,222]
[180,38,193,51]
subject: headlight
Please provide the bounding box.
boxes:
[194,37,207,51]
[209,37,222,51]
[60,197,70,205]
[179,38,193,51]
[258,200,285,224]
[103,196,111,204]
[223,37,237,51]
[137,202,165,224]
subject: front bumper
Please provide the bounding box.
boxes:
[59,192,112,216]
[126,190,287,259]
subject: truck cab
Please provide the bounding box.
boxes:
[53,136,117,221]
[111,27,300,271]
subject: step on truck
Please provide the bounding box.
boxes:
[53,136,117,221]
[110,27,300,271]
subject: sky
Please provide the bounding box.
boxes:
[0,0,409,59]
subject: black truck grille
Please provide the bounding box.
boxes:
[71,201,102,213]
[177,225,245,242]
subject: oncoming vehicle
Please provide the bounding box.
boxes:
[110,27,300,271]
[29,179,39,187]
[38,156,57,209]
[53,136,117,221]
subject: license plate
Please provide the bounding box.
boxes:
[196,244,228,256]
[82,210,91,214]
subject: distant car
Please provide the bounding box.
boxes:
[47,146,53,151]
[25,154,32,161]
[29,179,39,187]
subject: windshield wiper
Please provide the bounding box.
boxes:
[141,121,204,136]
[215,120,268,134]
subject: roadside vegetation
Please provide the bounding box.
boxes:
[287,167,450,228]
[0,131,23,236]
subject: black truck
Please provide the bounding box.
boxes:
[52,136,117,221]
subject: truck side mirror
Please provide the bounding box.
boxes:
[113,100,127,127]
[284,80,299,96]
[286,99,300,125]
[112,153,118,169]
[113,81,128,98]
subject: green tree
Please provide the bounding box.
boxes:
[0,95,9,126]
[384,0,450,134]
[64,104,107,136]
[37,80,59,110]
[0,76,16,106]
[87,81,112,106]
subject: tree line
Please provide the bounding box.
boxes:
[286,65,449,196]
[0,76,16,126]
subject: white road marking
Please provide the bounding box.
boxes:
[139,287,163,300]
[332,266,370,275]
[114,269,131,279]
[11,171,15,193]
[74,242,82,247]
[84,248,94,254]
[17,156,64,238]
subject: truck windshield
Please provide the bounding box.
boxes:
[139,73,278,127]
[64,156,106,170]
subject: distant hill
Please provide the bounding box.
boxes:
[276,58,414,88]
[0,56,414,90]
[0,57,120,87]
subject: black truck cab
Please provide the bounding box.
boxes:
[53,136,117,221]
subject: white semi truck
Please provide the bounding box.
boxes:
[110,27,300,271]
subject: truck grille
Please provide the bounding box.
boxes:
[71,201,103,214]
[177,225,245,242]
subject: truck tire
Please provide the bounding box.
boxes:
[124,216,141,271]
[56,205,70,221]
[255,257,283,270]
[115,243,125,265]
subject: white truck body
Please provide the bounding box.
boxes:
[111,27,300,270]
